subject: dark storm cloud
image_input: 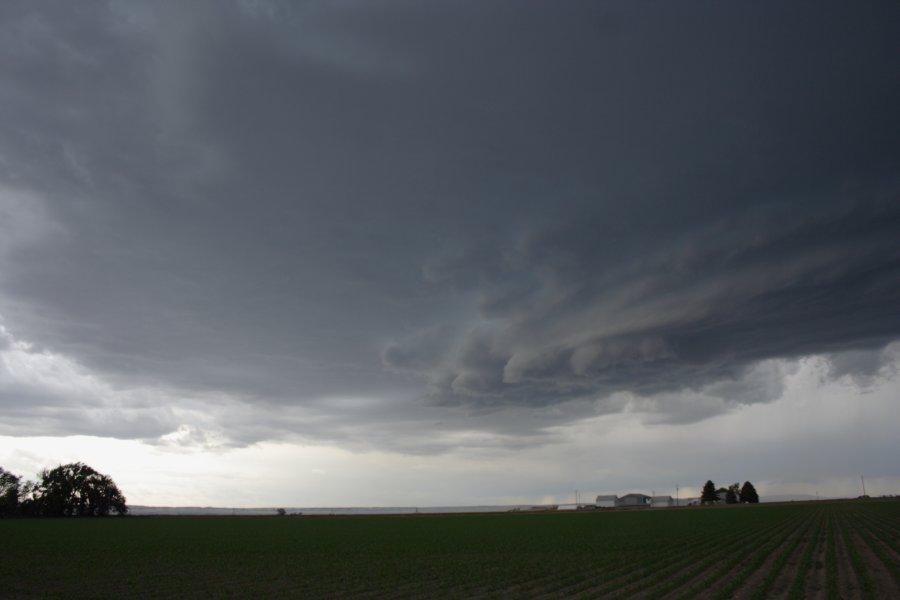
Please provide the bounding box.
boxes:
[416,198,900,405]
[826,344,899,389]
[0,0,898,446]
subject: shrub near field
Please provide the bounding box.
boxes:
[1,500,899,598]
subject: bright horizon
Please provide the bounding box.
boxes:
[2,1,899,509]
[3,350,897,508]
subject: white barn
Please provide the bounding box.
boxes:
[651,495,673,508]
[617,493,651,507]
[595,495,617,508]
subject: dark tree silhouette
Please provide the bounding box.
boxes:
[22,462,127,517]
[725,483,740,504]
[0,467,20,517]
[739,481,759,504]
[701,480,719,504]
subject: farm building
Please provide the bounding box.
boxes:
[595,495,617,508]
[616,493,651,508]
[650,496,673,508]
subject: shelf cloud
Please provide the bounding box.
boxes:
[1,0,898,464]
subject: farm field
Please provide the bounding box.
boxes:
[1,500,898,598]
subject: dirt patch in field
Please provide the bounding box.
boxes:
[745,523,817,599]
[650,556,727,600]
[690,518,807,600]
[728,520,811,600]
[652,529,791,600]
[542,563,649,599]
[858,520,900,566]
[833,526,862,598]
[650,521,801,600]
[844,527,898,597]
[802,529,828,600]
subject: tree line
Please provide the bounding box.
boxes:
[701,480,759,504]
[3,464,763,516]
[0,463,127,517]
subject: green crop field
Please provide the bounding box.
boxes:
[2,500,898,598]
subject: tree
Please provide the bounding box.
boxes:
[701,480,719,504]
[22,463,127,517]
[0,467,20,517]
[739,481,759,504]
[725,483,740,504]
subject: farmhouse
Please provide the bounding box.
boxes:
[616,493,651,508]
[650,495,673,508]
[595,495,617,508]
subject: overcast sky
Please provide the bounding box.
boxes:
[1,0,899,507]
